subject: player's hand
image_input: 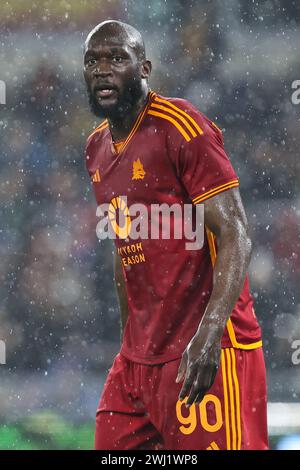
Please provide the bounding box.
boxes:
[175,330,221,407]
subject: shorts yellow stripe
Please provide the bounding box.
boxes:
[192,180,239,204]
[227,319,263,350]
[148,109,191,141]
[154,96,204,134]
[226,348,237,450]
[230,348,242,450]
[150,103,197,137]
[221,350,231,450]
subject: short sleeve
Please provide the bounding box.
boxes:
[178,118,239,204]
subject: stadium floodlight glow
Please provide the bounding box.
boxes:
[0,80,6,105]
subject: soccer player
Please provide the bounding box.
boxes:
[83,20,268,450]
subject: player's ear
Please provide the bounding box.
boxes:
[141,60,152,80]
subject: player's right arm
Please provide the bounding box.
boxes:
[168,101,245,405]
[114,249,129,343]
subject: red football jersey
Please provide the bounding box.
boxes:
[85,90,262,364]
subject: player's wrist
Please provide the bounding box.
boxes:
[196,317,225,341]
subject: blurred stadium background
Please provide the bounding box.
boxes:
[0,0,299,450]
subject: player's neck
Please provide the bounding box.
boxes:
[108,86,150,142]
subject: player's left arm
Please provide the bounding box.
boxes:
[176,186,252,406]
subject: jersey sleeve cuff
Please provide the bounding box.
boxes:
[192,179,239,205]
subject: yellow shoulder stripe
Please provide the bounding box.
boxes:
[192,180,239,204]
[226,348,237,449]
[148,109,191,142]
[150,103,197,138]
[154,96,204,135]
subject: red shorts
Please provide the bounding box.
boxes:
[95,347,268,450]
